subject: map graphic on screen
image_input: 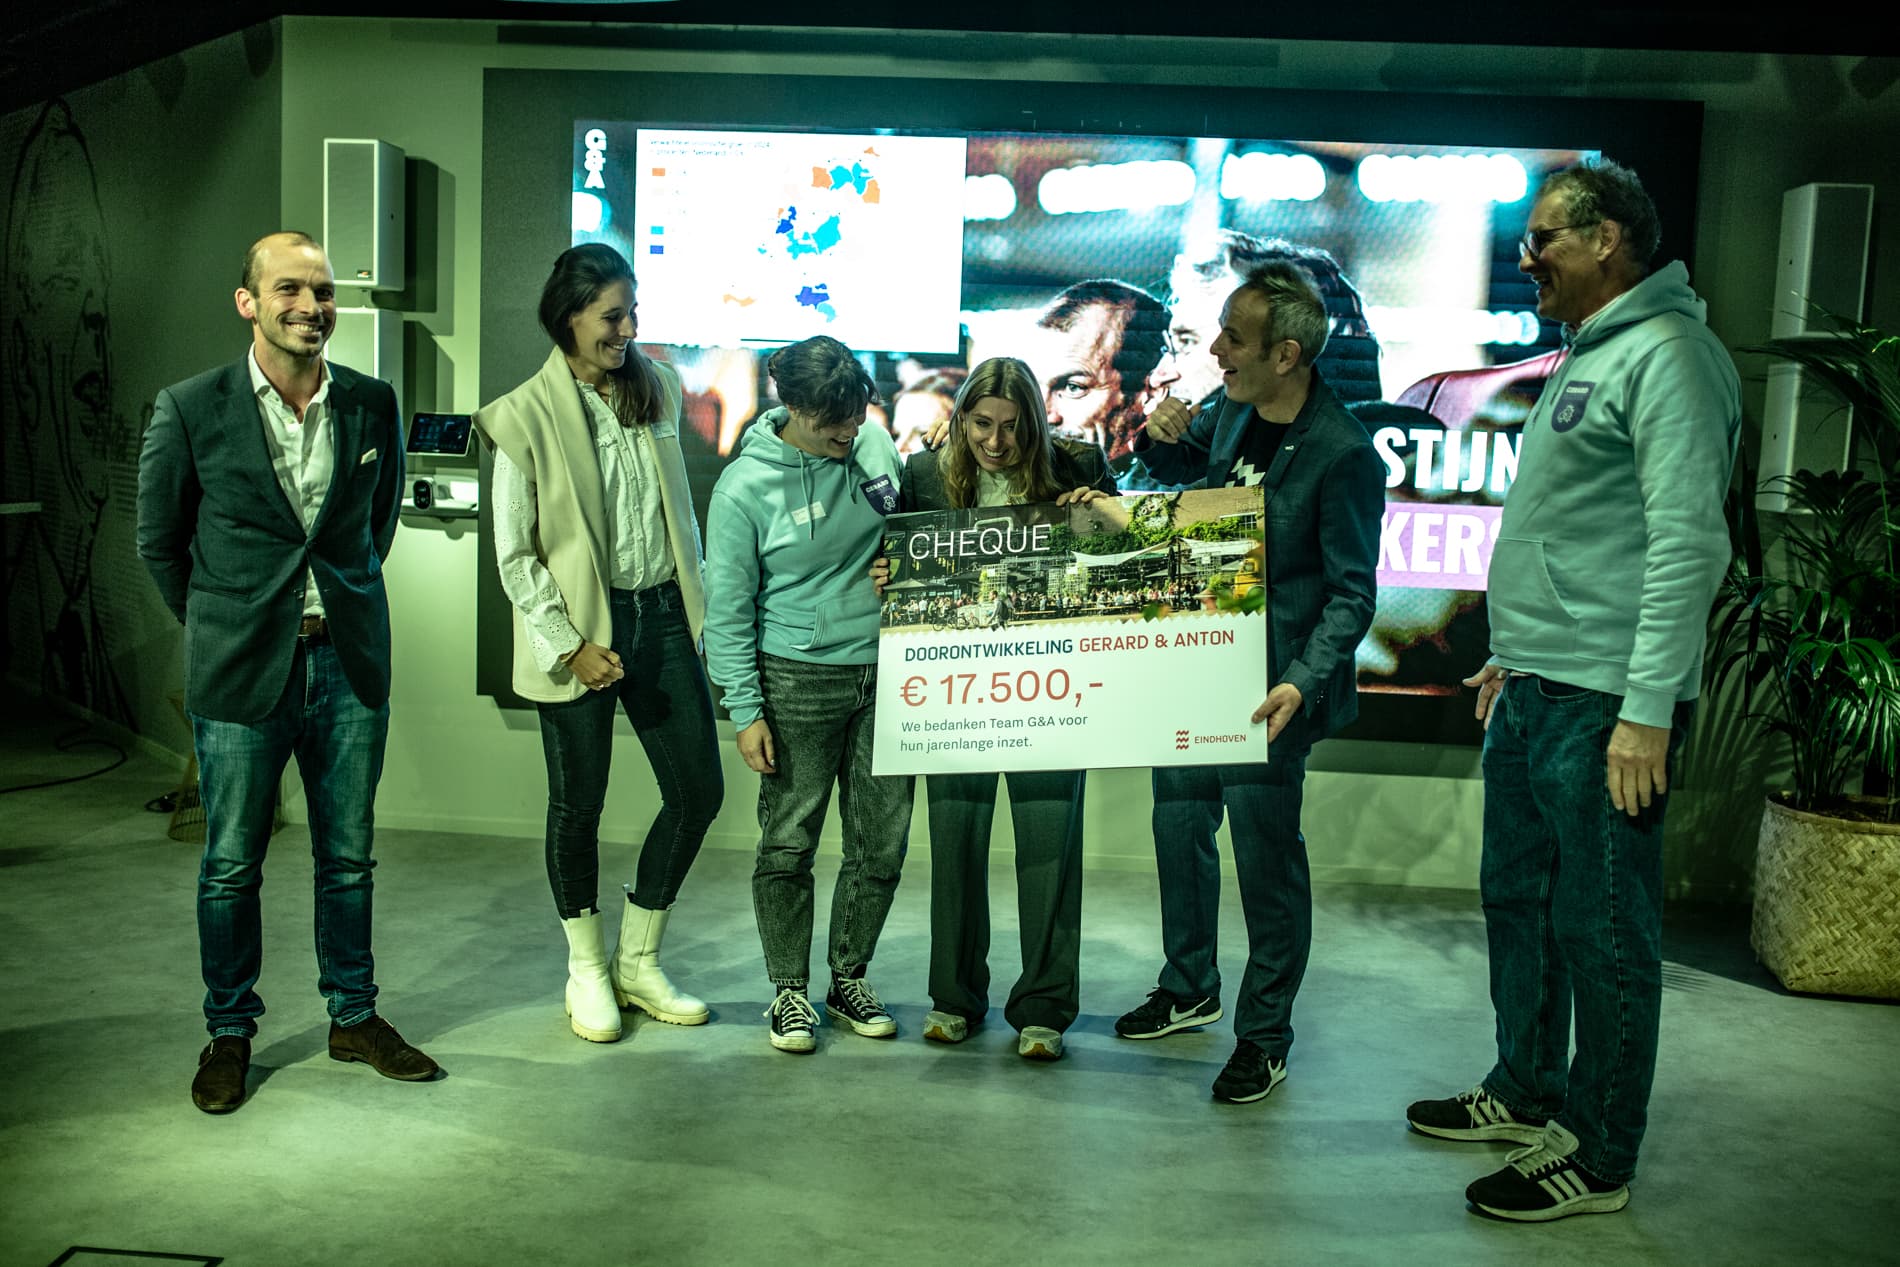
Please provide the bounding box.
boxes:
[602,128,967,352]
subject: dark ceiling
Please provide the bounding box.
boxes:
[3,0,1896,117]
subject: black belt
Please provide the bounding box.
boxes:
[298,614,329,642]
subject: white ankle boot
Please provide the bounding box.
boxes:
[610,894,709,1025]
[560,910,623,1042]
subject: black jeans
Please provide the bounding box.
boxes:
[536,582,723,919]
[925,769,1085,1033]
[1152,746,1313,1058]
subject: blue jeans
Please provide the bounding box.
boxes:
[1152,747,1312,1057]
[1480,674,1690,1184]
[191,639,387,1039]
[536,582,723,918]
[752,654,914,989]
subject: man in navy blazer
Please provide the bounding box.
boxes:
[1111,261,1384,1103]
[138,231,437,1113]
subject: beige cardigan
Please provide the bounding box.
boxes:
[474,346,706,703]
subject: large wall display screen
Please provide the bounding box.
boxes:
[481,70,1703,742]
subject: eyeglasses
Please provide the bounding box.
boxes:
[1519,221,1600,259]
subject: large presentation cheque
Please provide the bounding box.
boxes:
[873,487,1269,776]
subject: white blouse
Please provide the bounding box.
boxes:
[492,377,676,670]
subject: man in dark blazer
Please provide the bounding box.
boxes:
[1111,261,1384,1103]
[138,231,437,1114]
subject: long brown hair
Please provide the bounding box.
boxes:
[537,243,660,427]
[940,357,1063,509]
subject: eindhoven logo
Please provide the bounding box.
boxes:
[1175,729,1248,750]
[1550,381,1596,433]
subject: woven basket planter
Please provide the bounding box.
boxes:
[1751,797,1900,999]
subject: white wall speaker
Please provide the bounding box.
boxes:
[330,307,403,411]
[1758,182,1875,512]
[323,138,406,291]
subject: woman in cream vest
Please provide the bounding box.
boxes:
[475,244,721,1042]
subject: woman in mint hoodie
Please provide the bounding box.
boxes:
[702,336,914,1054]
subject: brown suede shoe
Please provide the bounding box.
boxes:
[191,1035,251,1113]
[328,1015,440,1081]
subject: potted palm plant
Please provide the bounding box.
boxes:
[1709,315,1900,998]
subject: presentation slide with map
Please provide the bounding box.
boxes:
[617,129,967,352]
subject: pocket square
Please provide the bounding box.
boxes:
[359,448,378,464]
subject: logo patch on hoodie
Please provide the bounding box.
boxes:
[1550,381,1596,433]
[860,473,898,515]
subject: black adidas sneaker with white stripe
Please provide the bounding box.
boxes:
[1406,1084,1547,1145]
[1465,1123,1631,1222]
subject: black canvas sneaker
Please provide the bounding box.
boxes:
[1465,1123,1631,1222]
[1406,1084,1548,1145]
[826,976,898,1038]
[1114,988,1223,1039]
[1211,1039,1287,1103]
[766,988,818,1053]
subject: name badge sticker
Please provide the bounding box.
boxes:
[791,501,828,527]
[1550,381,1596,434]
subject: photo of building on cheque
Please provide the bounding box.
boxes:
[880,487,1266,632]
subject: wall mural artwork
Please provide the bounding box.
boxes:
[4,99,140,724]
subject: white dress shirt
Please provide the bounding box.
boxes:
[248,348,333,618]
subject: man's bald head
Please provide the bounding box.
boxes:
[241,231,321,295]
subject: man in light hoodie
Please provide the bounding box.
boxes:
[1406,159,1741,1221]
[702,336,914,1054]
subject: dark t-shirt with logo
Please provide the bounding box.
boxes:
[1226,411,1292,488]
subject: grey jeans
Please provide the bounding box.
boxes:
[753,653,914,989]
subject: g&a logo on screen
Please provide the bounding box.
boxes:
[1551,381,1596,433]
[583,129,607,190]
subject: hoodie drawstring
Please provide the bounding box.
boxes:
[800,457,815,540]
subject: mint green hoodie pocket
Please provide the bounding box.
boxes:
[796,588,882,656]
[1487,536,1579,655]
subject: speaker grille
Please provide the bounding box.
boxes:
[325,140,377,283]
[1772,183,1872,336]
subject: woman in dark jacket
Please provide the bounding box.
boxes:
[898,356,1118,1060]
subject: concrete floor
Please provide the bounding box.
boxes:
[2,710,1896,1267]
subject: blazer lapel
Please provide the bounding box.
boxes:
[1256,410,1316,504]
[543,353,611,569]
[220,360,306,532]
[310,369,357,536]
[1208,398,1249,486]
[1257,377,1337,505]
